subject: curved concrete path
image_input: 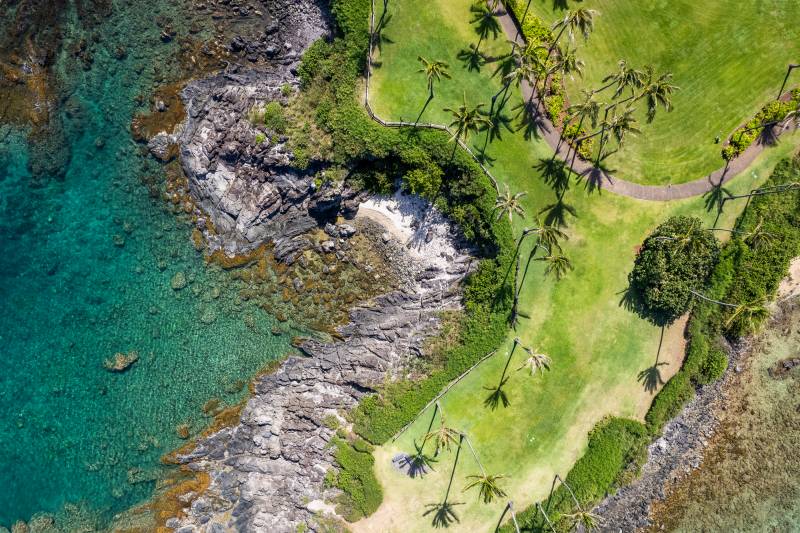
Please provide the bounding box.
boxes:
[495,6,798,201]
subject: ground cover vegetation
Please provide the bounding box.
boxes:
[287,0,800,527]
[508,0,800,185]
[503,154,800,531]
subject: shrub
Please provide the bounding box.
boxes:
[563,122,594,160]
[723,89,800,160]
[700,345,728,383]
[644,372,695,434]
[329,436,383,522]
[254,133,266,144]
[629,216,720,326]
[263,101,287,134]
[544,94,565,125]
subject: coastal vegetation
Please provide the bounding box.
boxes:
[326,0,800,529]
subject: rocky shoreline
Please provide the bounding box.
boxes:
[136,1,482,530]
[165,195,474,532]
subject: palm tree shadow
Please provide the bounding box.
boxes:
[423,435,465,528]
[638,362,667,394]
[424,500,464,528]
[638,325,668,394]
[484,344,517,410]
[457,45,486,72]
[484,377,510,410]
[539,196,577,228]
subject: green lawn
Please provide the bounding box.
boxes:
[372,0,800,185]
[354,0,800,530]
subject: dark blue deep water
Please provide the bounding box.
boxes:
[0,2,293,527]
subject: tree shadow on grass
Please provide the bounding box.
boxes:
[423,435,465,528]
[637,326,668,394]
[457,45,486,72]
[484,343,517,410]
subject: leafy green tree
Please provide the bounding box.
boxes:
[629,216,721,325]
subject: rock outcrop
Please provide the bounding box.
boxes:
[167,0,370,258]
[169,204,475,532]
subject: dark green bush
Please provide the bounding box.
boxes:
[645,372,695,434]
[629,216,721,326]
[329,436,383,521]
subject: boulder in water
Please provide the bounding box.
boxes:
[104,351,139,372]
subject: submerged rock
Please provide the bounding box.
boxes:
[103,351,139,372]
[171,271,187,290]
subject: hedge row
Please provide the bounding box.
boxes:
[506,154,800,531]
[505,0,566,124]
[722,88,800,161]
[294,0,516,518]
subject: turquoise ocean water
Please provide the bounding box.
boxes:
[0,2,294,527]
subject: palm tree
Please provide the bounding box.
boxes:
[424,433,465,527]
[464,473,508,504]
[637,65,679,122]
[600,59,646,98]
[537,253,574,280]
[725,300,769,334]
[444,94,493,148]
[743,216,774,251]
[423,409,461,455]
[565,509,603,531]
[417,56,451,99]
[597,106,640,163]
[549,8,598,53]
[461,433,507,504]
[494,185,527,222]
[554,47,585,81]
[533,221,568,254]
[565,90,602,165]
[517,346,551,376]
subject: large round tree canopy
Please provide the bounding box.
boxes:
[629,216,720,325]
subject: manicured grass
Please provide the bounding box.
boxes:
[520,0,800,185]
[372,0,800,185]
[355,0,800,530]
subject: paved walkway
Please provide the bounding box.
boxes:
[494,6,798,201]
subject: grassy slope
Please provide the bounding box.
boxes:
[518,0,800,185]
[355,0,800,530]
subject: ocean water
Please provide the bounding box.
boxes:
[0,1,295,527]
